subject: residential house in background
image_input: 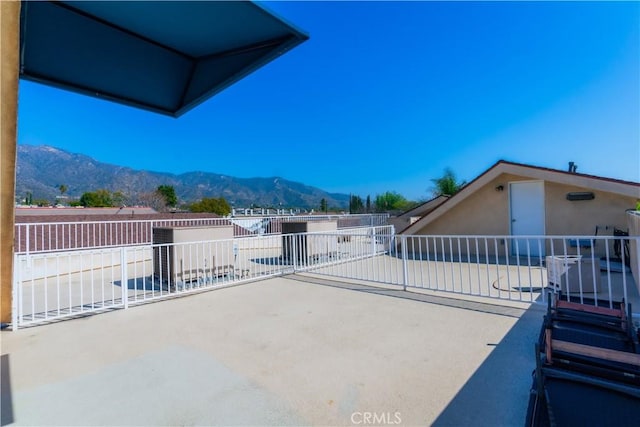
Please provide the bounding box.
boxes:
[401,160,638,238]
[400,160,639,268]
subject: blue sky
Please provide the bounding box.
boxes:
[17,1,639,201]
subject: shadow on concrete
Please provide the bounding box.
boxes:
[430,303,544,426]
[293,273,546,425]
[251,257,288,266]
[1,354,14,426]
[432,279,638,426]
[113,277,162,290]
[292,274,530,319]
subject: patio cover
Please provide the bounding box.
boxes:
[19,0,309,117]
[1,0,308,325]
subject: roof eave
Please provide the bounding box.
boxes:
[401,160,640,235]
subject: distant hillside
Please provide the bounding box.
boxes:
[16,145,350,209]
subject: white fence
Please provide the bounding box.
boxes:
[11,226,394,329]
[14,214,390,254]
[306,234,639,312]
[10,228,639,330]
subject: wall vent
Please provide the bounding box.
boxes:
[566,192,595,201]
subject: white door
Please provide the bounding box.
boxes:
[510,181,545,256]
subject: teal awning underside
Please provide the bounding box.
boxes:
[19,1,308,117]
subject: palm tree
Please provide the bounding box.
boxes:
[431,168,466,196]
[56,184,68,206]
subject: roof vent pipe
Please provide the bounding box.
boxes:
[568,162,577,173]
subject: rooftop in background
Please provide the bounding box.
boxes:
[13,207,227,223]
[15,206,159,217]
[493,160,640,189]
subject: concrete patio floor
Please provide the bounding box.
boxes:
[1,274,545,426]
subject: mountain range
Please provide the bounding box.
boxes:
[16,145,350,209]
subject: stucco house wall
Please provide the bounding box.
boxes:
[412,173,516,236]
[543,182,634,235]
[405,171,637,259]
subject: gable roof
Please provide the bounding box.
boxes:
[400,160,640,235]
[396,195,449,220]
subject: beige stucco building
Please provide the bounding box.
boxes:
[400,161,639,260]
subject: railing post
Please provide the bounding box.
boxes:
[25,223,30,255]
[371,227,376,257]
[401,235,409,291]
[11,253,19,331]
[389,225,396,255]
[292,234,298,273]
[121,247,128,309]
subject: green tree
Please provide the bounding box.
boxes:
[79,189,113,207]
[349,195,364,214]
[320,198,328,213]
[55,184,69,206]
[366,195,371,213]
[431,168,466,196]
[374,191,410,212]
[190,197,231,216]
[156,185,177,208]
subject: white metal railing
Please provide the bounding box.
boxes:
[11,225,394,329]
[307,234,639,314]
[14,214,390,254]
[11,228,638,330]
